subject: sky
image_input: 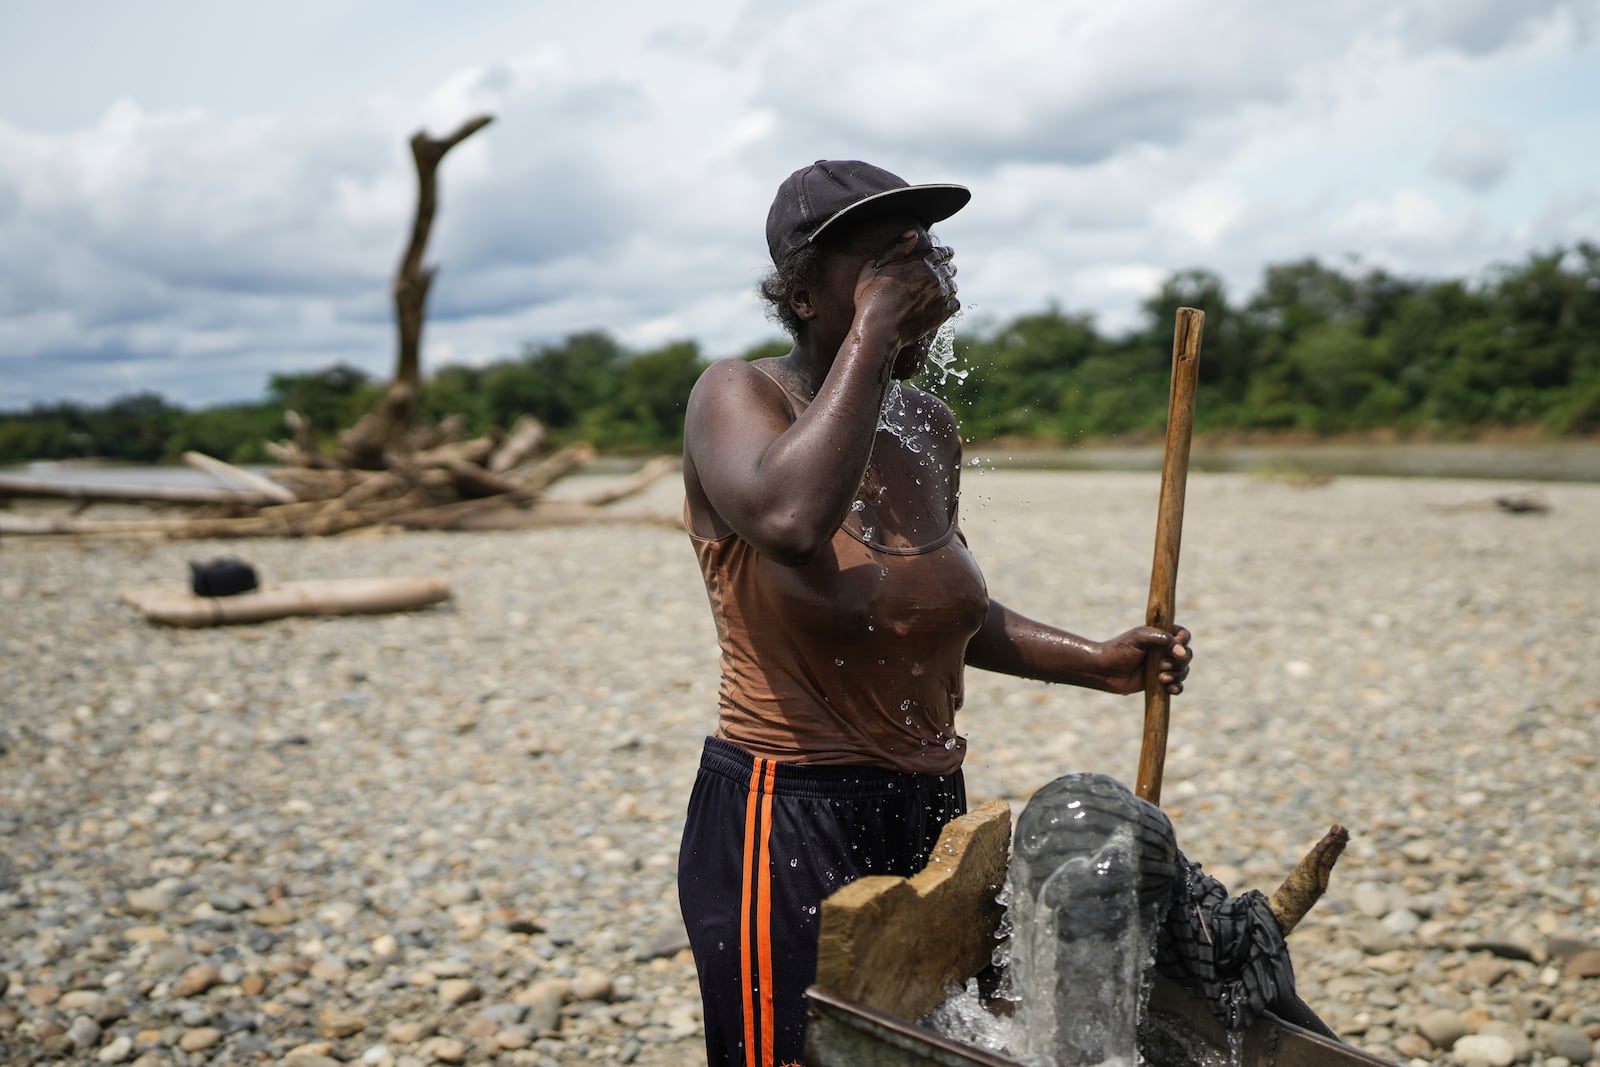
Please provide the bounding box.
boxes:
[1,0,1596,409]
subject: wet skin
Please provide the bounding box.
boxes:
[682,214,1191,702]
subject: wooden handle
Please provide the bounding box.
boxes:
[1135,307,1204,805]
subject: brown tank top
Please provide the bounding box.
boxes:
[687,368,989,774]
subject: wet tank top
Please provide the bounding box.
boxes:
[687,368,989,774]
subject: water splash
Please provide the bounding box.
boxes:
[924,311,969,389]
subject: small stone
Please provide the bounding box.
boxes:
[122,925,168,943]
[1381,908,1420,934]
[310,958,349,983]
[67,1015,103,1050]
[371,934,401,962]
[240,973,268,996]
[437,978,481,1006]
[1451,1033,1515,1067]
[462,1016,496,1040]
[25,984,61,1007]
[424,959,474,978]
[250,903,296,926]
[388,1019,437,1043]
[284,1045,342,1067]
[178,1026,223,1052]
[496,1028,531,1050]
[420,1035,467,1064]
[1458,957,1516,987]
[320,1006,367,1038]
[1392,1033,1431,1059]
[96,1035,135,1063]
[1398,839,1435,863]
[571,968,613,1003]
[1562,949,1600,978]
[1415,1008,1469,1049]
[514,979,568,1033]
[125,887,174,916]
[1476,1021,1531,1061]
[1352,881,1391,918]
[60,989,104,1011]
[1534,1022,1596,1063]
[172,962,222,998]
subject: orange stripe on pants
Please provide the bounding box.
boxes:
[755,760,778,1067]
[738,759,776,1067]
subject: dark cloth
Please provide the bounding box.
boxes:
[1154,857,1306,1033]
[678,736,966,1067]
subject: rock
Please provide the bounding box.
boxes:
[1392,1033,1432,1059]
[24,983,61,1007]
[387,1019,436,1044]
[67,1014,103,1050]
[178,1026,223,1052]
[284,1046,343,1067]
[1398,839,1435,864]
[1451,1033,1516,1067]
[419,1035,467,1064]
[250,903,296,926]
[172,961,222,998]
[1381,908,1420,934]
[1353,881,1392,917]
[96,1034,135,1063]
[1476,1021,1531,1061]
[1458,957,1516,987]
[240,972,268,996]
[1415,1008,1470,1049]
[371,934,401,962]
[437,978,481,1006]
[124,886,174,916]
[514,979,568,1033]
[1534,1022,1596,1063]
[59,989,104,1012]
[320,1006,368,1038]
[571,968,613,1003]
[1562,949,1600,978]
[496,1027,532,1050]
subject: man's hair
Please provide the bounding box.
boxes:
[756,245,824,340]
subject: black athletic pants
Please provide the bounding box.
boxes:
[677,736,966,1067]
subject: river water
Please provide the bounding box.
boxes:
[5,440,1599,489]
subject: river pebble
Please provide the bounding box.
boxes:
[3,471,1598,1065]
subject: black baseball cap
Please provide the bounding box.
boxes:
[765,160,970,264]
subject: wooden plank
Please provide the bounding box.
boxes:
[814,800,1011,1025]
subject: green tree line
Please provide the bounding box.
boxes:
[3,244,1597,465]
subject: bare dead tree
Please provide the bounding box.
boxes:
[336,114,494,469]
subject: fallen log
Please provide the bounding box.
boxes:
[507,442,598,493]
[121,576,451,627]
[576,456,677,506]
[182,451,298,504]
[489,416,547,473]
[0,474,280,508]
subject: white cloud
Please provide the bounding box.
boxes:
[0,0,1596,408]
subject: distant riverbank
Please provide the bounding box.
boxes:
[969,437,1600,482]
[7,437,1600,491]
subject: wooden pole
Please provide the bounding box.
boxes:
[1135,307,1204,805]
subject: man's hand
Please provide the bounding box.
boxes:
[1096,625,1193,695]
[853,230,960,351]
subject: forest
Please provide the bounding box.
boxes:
[2,244,1597,465]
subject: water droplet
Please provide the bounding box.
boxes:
[834,658,844,666]
[789,858,798,867]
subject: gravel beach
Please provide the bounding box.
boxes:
[3,468,1598,1067]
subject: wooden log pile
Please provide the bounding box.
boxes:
[0,414,680,539]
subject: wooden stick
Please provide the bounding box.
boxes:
[182,451,298,504]
[1269,824,1349,935]
[1135,307,1204,806]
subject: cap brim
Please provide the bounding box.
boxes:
[808,183,971,246]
